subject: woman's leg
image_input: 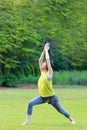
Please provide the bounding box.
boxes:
[22,96,44,125]
[52,100,70,118]
[50,95,76,124]
[27,96,44,115]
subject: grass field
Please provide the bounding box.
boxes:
[0,86,87,130]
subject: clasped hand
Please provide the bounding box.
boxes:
[44,42,50,51]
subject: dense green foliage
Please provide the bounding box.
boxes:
[0,0,87,86]
[1,70,87,87]
[53,70,87,85]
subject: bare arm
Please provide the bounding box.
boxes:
[44,43,53,78]
[39,49,45,70]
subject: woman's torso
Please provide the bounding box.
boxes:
[38,73,55,97]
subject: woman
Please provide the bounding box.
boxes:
[22,43,76,125]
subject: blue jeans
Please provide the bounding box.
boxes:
[27,95,70,118]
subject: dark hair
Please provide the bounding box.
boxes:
[50,60,54,70]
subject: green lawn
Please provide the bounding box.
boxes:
[0,86,87,130]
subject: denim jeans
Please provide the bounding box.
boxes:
[27,95,70,118]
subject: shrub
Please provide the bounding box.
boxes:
[26,75,39,84]
[53,71,59,84]
[19,74,39,84]
[70,76,87,85]
[0,71,4,86]
[4,73,20,87]
[53,71,70,85]
[19,74,27,84]
[53,70,87,85]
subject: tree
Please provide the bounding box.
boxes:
[0,0,41,74]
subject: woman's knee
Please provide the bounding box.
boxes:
[28,101,33,108]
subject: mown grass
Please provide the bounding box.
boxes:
[0,86,87,130]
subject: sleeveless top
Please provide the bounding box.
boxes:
[38,73,55,97]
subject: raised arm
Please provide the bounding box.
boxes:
[39,49,45,70]
[44,43,53,78]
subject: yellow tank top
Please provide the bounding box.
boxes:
[38,73,55,97]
